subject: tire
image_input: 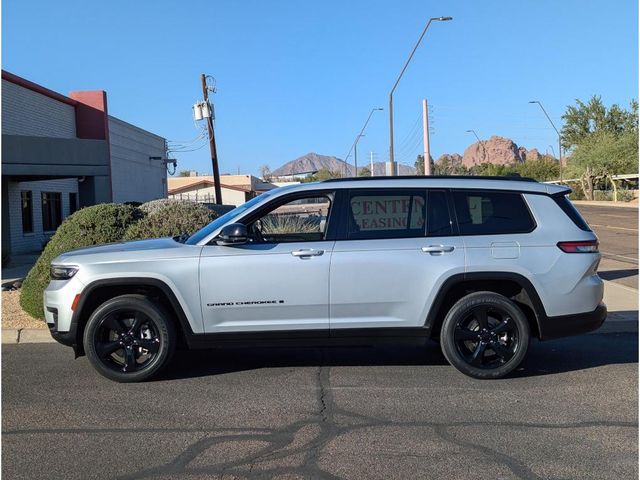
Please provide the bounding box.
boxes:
[83,294,176,382]
[440,291,530,379]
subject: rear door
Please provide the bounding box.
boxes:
[329,188,465,330]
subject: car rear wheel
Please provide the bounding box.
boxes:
[83,294,176,382]
[440,291,530,379]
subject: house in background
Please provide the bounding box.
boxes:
[167,174,277,206]
[1,70,169,256]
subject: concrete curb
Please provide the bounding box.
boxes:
[2,329,54,344]
[573,200,638,209]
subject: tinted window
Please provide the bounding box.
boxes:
[252,195,332,243]
[554,195,591,231]
[452,190,535,235]
[21,191,33,234]
[41,192,62,232]
[69,192,78,215]
[346,190,426,240]
[427,190,453,236]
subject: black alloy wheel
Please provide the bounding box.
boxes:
[440,292,530,379]
[84,295,176,382]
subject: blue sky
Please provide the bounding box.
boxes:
[3,0,638,176]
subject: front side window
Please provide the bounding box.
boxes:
[452,190,535,235]
[250,195,332,243]
[41,192,62,232]
[346,189,427,240]
[21,191,33,234]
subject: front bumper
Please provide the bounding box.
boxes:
[538,303,607,340]
[43,276,84,352]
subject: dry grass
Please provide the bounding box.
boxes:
[2,290,46,330]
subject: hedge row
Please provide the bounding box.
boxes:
[20,200,217,319]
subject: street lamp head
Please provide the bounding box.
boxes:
[528,100,539,104]
[376,107,384,111]
[436,16,453,21]
[465,130,473,133]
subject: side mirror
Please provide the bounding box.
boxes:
[216,223,248,245]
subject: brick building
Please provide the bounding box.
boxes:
[2,71,169,256]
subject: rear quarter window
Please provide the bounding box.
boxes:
[553,195,592,231]
[452,190,536,235]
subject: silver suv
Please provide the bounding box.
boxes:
[44,177,606,382]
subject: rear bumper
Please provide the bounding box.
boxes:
[539,303,607,340]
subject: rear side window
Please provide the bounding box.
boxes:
[452,190,535,235]
[427,190,453,236]
[346,189,426,239]
[553,195,591,231]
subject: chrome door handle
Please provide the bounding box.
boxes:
[421,245,455,253]
[291,249,324,257]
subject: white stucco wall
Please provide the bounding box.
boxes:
[108,116,168,203]
[2,79,76,138]
[7,178,79,254]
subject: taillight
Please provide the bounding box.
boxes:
[557,240,599,253]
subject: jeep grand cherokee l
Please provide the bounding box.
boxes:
[44,176,606,382]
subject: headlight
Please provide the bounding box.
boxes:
[50,265,79,280]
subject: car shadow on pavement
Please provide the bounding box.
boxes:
[599,269,639,281]
[157,332,638,381]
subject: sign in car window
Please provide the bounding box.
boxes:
[350,195,425,231]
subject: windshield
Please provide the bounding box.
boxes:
[185,192,273,245]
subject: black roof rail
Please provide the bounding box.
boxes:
[321,175,537,183]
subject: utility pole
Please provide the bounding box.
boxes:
[422,99,431,175]
[201,73,223,204]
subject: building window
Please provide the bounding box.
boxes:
[69,192,78,215]
[21,191,33,234]
[41,192,62,232]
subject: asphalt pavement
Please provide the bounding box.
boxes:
[2,336,637,480]
[576,203,638,290]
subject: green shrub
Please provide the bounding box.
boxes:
[20,204,142,319]
[123,200,217,241]
[617,190,635,202]
[593,190,613,201]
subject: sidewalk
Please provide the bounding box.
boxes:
[3,280,637,344]
[2,253,39,284]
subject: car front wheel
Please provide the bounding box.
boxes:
[440,291,530,379]
[83,294,176,382]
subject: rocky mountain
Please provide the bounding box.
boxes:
[271,152,416,177]
[459,136,546,168]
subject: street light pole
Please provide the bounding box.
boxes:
[388,16,452,176]
[465,129,485,163]
[529,100,563,182]
[345,107,383,177]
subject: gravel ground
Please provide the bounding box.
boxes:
[1,290,46,330]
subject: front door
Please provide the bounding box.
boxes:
[199,192,335,333]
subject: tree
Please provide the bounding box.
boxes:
[358,166,371,177]
[414,155,434,175]
[259,164,272,181]
[561,95,638,150]
[178,170,192,177]
[562,95,638,199]
[303,168,342,182]
[565,130,638,199]
[514,156,560,182]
